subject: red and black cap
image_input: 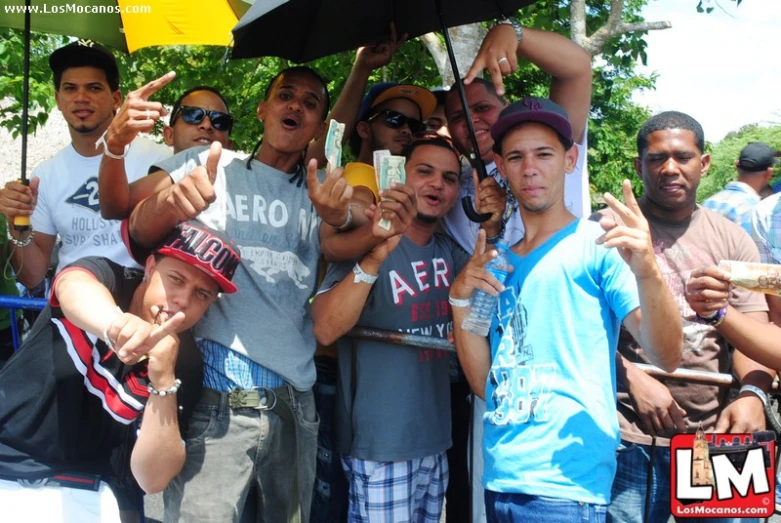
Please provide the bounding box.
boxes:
[122,220,241,294]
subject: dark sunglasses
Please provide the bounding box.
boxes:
[171,105,234,132]
[368,109,424,135]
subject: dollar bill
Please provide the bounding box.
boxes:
[719,260,781,297]
[373,149,391,189]
[377,155,406,230]
[324,119,345,169]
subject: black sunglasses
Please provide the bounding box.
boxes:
[171,105,234,133]
[368,109,424,135]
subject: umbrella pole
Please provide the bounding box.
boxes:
[435,0,491,223]
[15,0,32,231]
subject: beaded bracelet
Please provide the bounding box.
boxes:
[148,379,182,397]
[6,223,35,247]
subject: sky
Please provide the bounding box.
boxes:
[632,0,780,142]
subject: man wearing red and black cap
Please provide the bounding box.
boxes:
[0,221,239,523]
[0,39,170,291]
[449,98,682,519]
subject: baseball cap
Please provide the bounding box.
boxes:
[49,39,120,88]
[122,221,241,294]
[737,142,779,172]
[491,97,573,149]
[357,82,437,122]
[431,86,450,107]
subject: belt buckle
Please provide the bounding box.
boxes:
[228,388,251,409]
[254,387,277,411]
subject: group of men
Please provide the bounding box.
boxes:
[0,15,778,523]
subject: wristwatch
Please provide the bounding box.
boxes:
[352,262,378,285]
[497,17,524,46]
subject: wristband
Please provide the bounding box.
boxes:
[335,205,353,231]
[738,384,768,407]
[96,130,129,159]
[694,306,727,327]
[352,262,378,285]
[448,295,471,308]
[6,223,35,247]
[148,379,182,397]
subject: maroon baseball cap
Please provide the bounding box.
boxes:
[491,97,573,149]
[122,220,241,294]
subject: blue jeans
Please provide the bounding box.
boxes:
[608,440,759,523]
[163,386,319,523]
[485,491,606,523]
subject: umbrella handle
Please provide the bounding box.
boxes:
[461,196,491,223]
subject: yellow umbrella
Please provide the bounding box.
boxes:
[0,0,251,52]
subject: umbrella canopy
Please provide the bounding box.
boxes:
[0,0,252,52]
[231,0,535,62]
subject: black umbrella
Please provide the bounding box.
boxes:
[231,0,536,222]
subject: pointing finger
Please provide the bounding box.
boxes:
[306,158,320,192]
[148,311,186,345]
[136,71,176,100]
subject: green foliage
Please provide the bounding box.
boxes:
[696,124,781,202]
[0,29,67,137]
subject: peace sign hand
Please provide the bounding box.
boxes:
[103,71,176,155]
[596,179,658,279]
[110,306,186,365]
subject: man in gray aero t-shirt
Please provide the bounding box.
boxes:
[126,66,353,522]
[312,135,484,522]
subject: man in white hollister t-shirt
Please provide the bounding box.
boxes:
[0,39,169,290]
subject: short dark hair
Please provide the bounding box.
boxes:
[402,134,461,168]
[447,78,506,106]
[263,66,330,120]
[637,111,705,157]
[171,86,231,121]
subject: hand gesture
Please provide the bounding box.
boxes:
[596,180,657,279]
[165,141,221,221]
[685,266,731,318]
[108,306,185,365]
[0,177,39,223]
[355,24,407,72]
[103,71,176,154]
[464,24,520,97]
[144,305,182,389]
[474,171,507,237]
[307,159,353,228]
[715,393,766,433]
[368,182,416,239]
[450,230,510,301]
[625,370,687,438]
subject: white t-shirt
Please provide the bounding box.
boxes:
[32,136,171,273]
[444,136,590,253]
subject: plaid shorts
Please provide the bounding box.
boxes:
[342,452,449,523]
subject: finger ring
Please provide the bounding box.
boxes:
[498,57,509,64]
[146,109,152,120]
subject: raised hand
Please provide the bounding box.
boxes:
[109,307,186,365]
[355,24,407,72]
[103,71,176,154]
[307,158,353,228]
[685,266,731,318]
[0,177,39,223]
[370,182,416,239]
[165,141,221,221]
[450,230,510,301]
[464,24,520,97]
[596,179,657,279]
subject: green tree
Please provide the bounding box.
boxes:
[697,124,781,202]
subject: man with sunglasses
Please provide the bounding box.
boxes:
[0,40,171,292]
[98,83,234,220]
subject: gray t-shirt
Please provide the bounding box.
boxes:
[321,234,470,462]
[155,147,321,390]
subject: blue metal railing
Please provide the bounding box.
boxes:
[0,295,47,350]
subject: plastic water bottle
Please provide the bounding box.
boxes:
[461,244,511,336]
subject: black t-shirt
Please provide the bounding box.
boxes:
[0,257,201,480]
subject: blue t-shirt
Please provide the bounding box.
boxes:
[482,219,640,504]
